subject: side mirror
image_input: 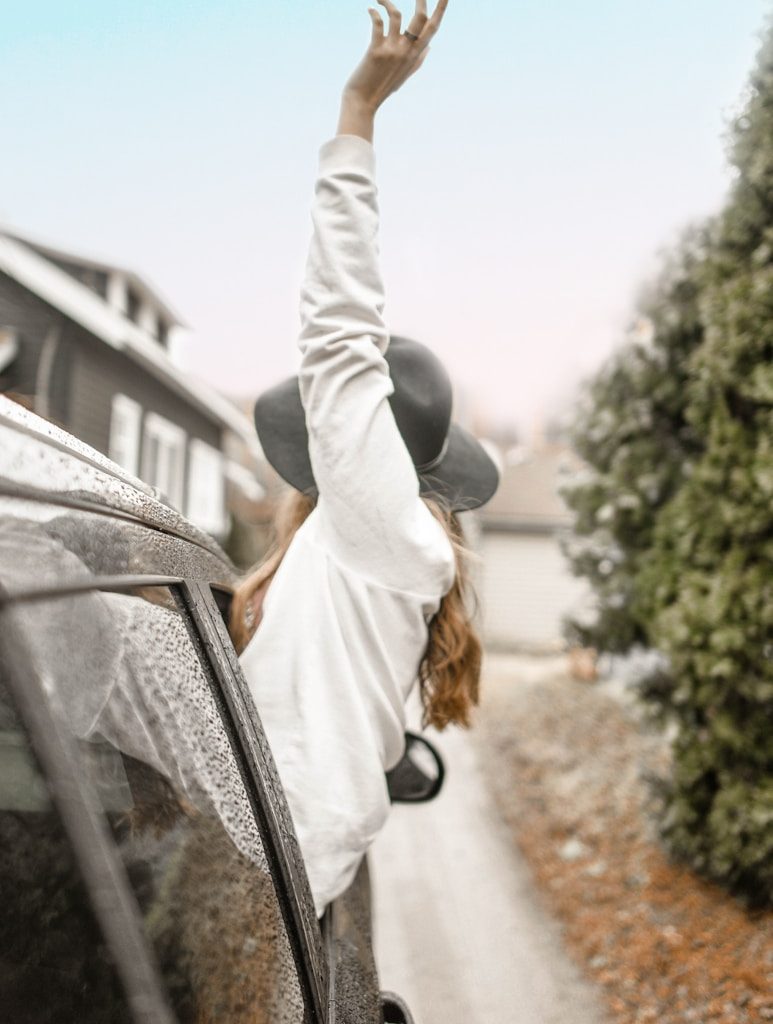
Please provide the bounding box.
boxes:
[385,731,445,804]
[380,991,416,1024]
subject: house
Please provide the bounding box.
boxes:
[0,227,262,541]
[478,445,592,651]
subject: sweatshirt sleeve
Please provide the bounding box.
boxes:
[298,135,454,594]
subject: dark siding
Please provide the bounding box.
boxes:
[67,327,222,468]
[0,273,63,402]
[0,270,223,475]
[67,331,112,450]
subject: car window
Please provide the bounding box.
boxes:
[4,583,309,1024]
[0,676,133,1024]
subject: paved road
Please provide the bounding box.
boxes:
[370,670,607,1024]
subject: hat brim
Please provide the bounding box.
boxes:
[254,377,314,493]
[418,423,500,512]
[254,378,499,513]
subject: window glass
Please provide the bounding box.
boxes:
[108,393,142,476]
[0,327,19,374]
[126,286,141,324]
[5,585,307,1024]
[0,677,132,1024]
[187,438,226,536]
[142,412,186,509]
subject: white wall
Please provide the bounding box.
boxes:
[480,530,590,651]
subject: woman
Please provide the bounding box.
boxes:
[232,0,499,919]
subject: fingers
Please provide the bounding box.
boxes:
[419,0,448,46]
[377,0,402,39]
[367,7,385,43]
[373,0,439,47]
[405,0,429,37]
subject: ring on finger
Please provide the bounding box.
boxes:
[404,30,419,40]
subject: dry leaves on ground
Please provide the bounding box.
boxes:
[476,661,773,1024]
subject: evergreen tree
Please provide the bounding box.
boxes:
[561,232,706,657]
[636,28,773,902]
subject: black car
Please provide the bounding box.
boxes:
[0,395,422,1024]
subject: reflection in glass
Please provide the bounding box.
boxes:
[80,589,306,1024]
[2,571,306,1024]
[0,679,132,1024]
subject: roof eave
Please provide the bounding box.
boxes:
[0,226,187,328]
[0,234,260,460]
[480,515,573,534]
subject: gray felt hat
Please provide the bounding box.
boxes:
[254,336,500,512]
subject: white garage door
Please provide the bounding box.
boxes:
[479,531,590,650]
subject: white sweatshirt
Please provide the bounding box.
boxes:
[239,134,455,916]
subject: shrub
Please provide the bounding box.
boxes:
[565,24,773,903]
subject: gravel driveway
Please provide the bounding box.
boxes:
[370,658,608,1024]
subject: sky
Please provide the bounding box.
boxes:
[2,1,771,438]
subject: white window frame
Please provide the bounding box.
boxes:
[137,300,159,339]
[186,438,227,537]
[0,327,19,373]
[108,393,142,476]
[106,271,128,315]
[141,412,186,510]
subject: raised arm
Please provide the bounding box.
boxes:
[298,1,453,588]
[337,0,447,143]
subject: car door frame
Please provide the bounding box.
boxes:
[0,562,329,1023]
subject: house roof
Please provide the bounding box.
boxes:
[0,230,260,459]
[481,446,581,531]
[1,226,186,328]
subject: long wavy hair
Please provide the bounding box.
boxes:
[229,490,481,730]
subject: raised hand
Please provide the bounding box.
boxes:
[338,0,449,140]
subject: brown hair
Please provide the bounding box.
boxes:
[229,490,481,731]
[418,498,482,729]
[229,490,316,655]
